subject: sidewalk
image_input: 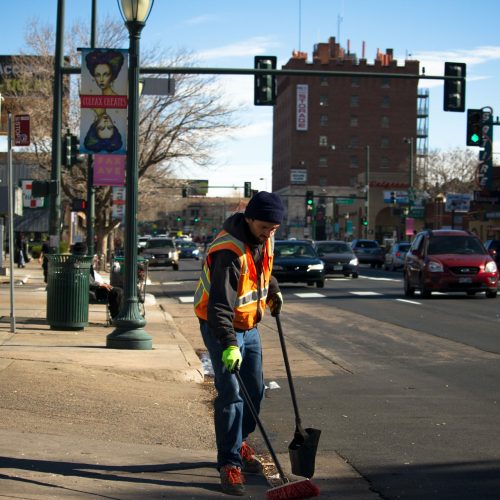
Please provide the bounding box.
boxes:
[0,258,378,499]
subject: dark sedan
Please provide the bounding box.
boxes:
[350,239,384,268]
[175,240,202,260]
[273,240,325,288]
[314,240,359,278]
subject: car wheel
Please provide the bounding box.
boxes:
[352,272,359,279]
[316,279,325,288]
[466,291,476,296]
[486,290,498,298]
[173,262,179,271]
[307,282,314,287]
[404,273,415,297]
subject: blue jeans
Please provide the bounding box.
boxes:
[200,320,264,469]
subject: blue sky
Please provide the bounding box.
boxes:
[2,0,500,195]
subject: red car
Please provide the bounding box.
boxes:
[404,229,498,298]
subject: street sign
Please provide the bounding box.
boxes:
[336,197,354,205]
[14,114,30,146]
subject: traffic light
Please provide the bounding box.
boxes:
[443,62,466,112]
[361,216,368,226]
[70,134,82,165]
[254,56,277,106]
[466,108,482,146]
[244,181,252,198]
[63,131,72,168]
[71,199,87,212]
[305,190,314,207]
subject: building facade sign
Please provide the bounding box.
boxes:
[290,169,307,184]
[296,84,308,131]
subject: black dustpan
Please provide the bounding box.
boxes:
[275,315,321,478]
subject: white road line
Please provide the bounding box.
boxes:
[396,298,422,305]
[161,281,184,285]
[294,292,326,298]
[178,296,194,303]
[350,291,382,296]
[360,276,400,282]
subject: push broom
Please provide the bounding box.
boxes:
[234,367,320,500]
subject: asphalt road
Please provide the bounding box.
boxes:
[150,260,500,499]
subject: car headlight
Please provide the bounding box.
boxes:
[308,263,324,271]
[427,260,443,272]
[485,261,498,273]
[349,258,359,266]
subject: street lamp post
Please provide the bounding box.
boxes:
[107,0,154,350]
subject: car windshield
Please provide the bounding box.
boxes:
[398,243,411,252]
[356,241,378,249]
[177,241,196,249]
[146,239,174,249]
[428,236,485,255]
[275,243,317,258]
[317,243,350,253]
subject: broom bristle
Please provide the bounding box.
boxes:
[265,478,320,500]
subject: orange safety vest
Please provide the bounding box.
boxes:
[194,230,274,331]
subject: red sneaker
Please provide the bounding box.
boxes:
[240,441,263,474]
[220,465,245,496]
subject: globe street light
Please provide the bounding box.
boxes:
[106,0,154,349]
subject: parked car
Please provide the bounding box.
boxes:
[314,240,359,278]
[142,237,180,269]
[484,239,500,266]
[404,229,498,298]
[138,235,152,250]
[350,239,384,268]
[273,240,325,288]
[175,240,201,260]
[384,242,411,271]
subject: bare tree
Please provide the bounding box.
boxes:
[9,17,239,257]
[425,147,478,198]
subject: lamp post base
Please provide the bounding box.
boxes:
[106,314,152,350]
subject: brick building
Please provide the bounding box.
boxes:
[272,37,427,242]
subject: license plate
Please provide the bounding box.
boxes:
[333,265,342,271]
[458,277,472,283]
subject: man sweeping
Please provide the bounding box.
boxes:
[194,191,284,496]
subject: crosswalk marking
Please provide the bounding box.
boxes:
[179,296,194,303]
[396,298,421,305]
[294,292,326,298]
[349,291,382,296]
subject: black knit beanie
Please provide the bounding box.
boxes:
[244,191,284,224]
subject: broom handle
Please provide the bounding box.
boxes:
[275,314,303,428]
[234,368,288,483]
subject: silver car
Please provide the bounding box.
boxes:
[384,242,411,271]
[142,237,180,269]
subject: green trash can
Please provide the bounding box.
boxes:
[46,254,93,330]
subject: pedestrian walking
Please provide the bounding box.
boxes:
[38,240,50,283]
[194,191,285,496]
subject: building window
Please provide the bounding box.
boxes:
[350,155,359,168]
[350,95,359,107]
[381,116,390,128]
[319,176,327,186]
[381,77,390,88]
[381,157,390,169]
[320,114,328,127]
[318,156,328,168]
[349,136,360,148]
[319,95,328,106]
[350,115,359,127]
[381,95,390,108]
[320,76,328,86]
[380,136,389,148]
[319,135,328,146]
[351,76,361,87]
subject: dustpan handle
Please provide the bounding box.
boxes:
[234,367,288,482]
[275,314,303,429]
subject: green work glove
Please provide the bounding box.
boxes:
[222,346,242,373]
[267,291,283,317]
